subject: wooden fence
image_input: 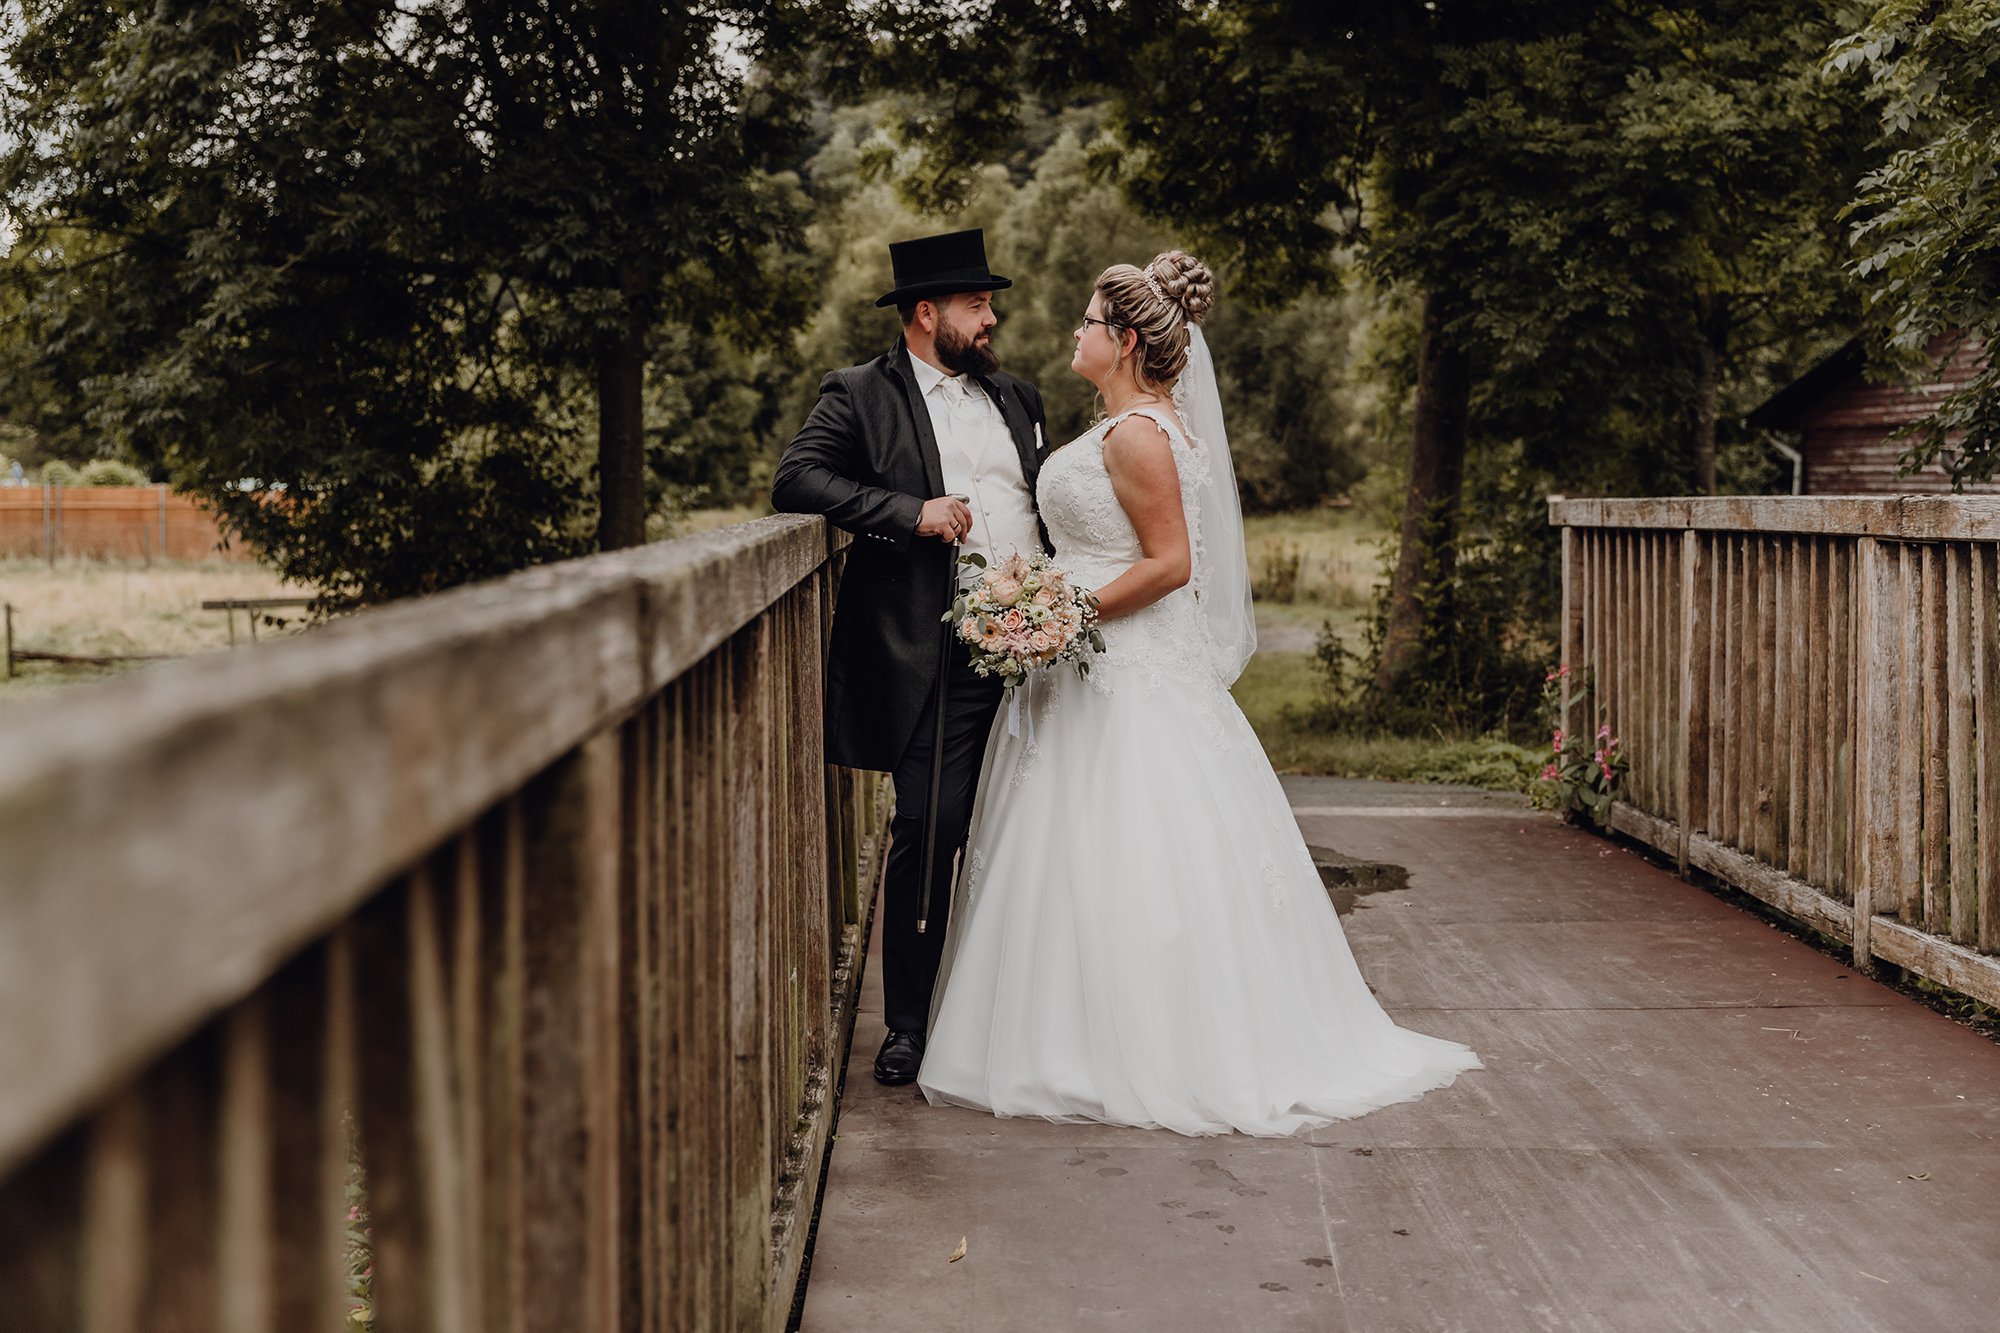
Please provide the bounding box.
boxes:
[1553,495,2000,1007]
[0,484,247,562]
[0,515,885,1332]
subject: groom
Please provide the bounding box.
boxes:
[772,229,1051,1085]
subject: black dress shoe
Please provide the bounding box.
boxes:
[874,1029,925,1085]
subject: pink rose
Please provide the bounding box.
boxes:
[988,574,1024,606]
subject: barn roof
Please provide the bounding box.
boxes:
[1745,338,1865,431]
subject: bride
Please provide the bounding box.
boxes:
[916,250,1481,1137]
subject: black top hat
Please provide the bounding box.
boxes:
[875,228,1012,308]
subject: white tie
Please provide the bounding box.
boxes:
[943,375,980,422]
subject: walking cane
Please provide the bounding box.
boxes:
[915,496,970,935]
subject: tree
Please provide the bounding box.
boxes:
[1,0,839,602]
[1050,1,1865,699]
[1829,0,2000,485]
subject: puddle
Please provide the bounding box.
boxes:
[1307,845,1409,916]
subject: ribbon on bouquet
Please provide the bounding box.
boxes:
[1005,672,1037,748]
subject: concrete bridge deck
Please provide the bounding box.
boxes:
[800,779,2000,1332]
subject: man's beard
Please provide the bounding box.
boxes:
[936,319,999,377]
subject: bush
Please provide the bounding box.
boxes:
[77,458,150,486]
[39,459,78,486]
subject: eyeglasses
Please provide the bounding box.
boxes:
[1079,315,1121,332]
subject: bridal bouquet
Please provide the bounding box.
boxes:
[945,550,1105,692]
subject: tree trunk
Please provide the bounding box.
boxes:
[1692,289,1724,496]
[1372,289,1471,698]
[595,273,650,551]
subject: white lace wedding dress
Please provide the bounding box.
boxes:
[916,405,1481,1137]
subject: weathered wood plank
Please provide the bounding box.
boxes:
[1800,536,1816,876]
[1770,538,1792,867]
[1947,544,1977,944]
[517,736,621,1333]
[263,941,347,1333]
[141,1032,220,1333]
[1659,533,1675,815]
[1679,531,1710,866]
[1979,546,2000,954]
[354,882,435,1333]
[215,998,273,1333]
[1922,545,1949,931]
[1720,535,1740,847]
[1832,536,1848,896]
[1899,546,1925,922]
[1760,536,1776,860]
[1805,540,1829,889]
[81,1091,147,1333]
[1561,526,1581,746]
[446,832,489,1333]
[1549,494,2000,540]
[1648,528,1664,808]
[1688,835,1857,946]
[1854,537,1901,970]
[1744,536,1760,852]
[730,620,774,1327]
[477,805,527,1333]
[1871,917,2000,1009]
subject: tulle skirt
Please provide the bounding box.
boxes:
[917,660,1482,1137]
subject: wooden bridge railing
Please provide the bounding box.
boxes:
[1552,496,2000,1007]
[0,515,885,1333]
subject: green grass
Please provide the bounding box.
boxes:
[1231,649,1542,790]
[1231,509,1543,789]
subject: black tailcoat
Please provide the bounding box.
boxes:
[772,339,1052,771]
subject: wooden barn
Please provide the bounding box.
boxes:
[1746,331,1994,494]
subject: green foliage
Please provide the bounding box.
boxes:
[1,0,841,603]
[890,1,1874,726]
[1828,0,2000,484]
[1525,667,1630,826]
[1312,475,1555,742]
[75,459,149,487]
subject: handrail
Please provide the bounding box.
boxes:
[0,514,884,1331]
[1551,494,2000,540]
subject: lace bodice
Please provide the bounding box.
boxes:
[1036,406,1219,691]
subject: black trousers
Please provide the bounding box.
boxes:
[881,647,1004,1034]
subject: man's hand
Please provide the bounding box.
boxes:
[916,495,974,544]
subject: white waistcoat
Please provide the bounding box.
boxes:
[910,356,1040,570]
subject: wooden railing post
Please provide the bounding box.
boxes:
[727,619,775,1329]
[1854,535,1901,973]
[1678,529,1711,875]
[1560,524,1581,746]
[515,733,623,1332]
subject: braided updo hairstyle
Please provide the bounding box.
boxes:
[1094,249,1216,389]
